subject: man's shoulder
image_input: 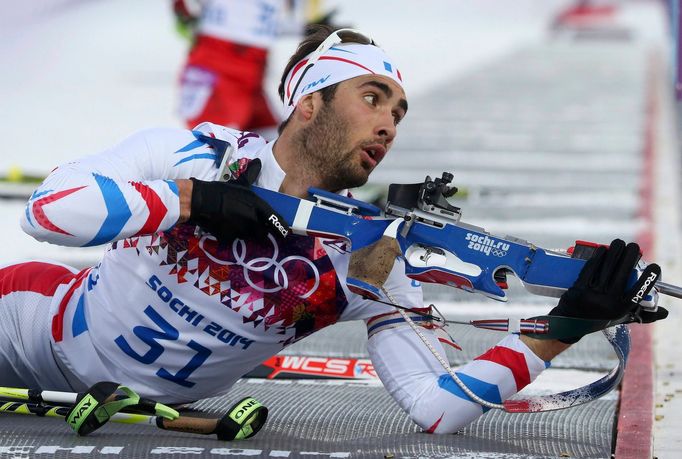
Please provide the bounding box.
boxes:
[191,123,268,156]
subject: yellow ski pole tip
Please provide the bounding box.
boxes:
[7,165,24,182]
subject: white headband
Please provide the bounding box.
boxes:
[283,32,404,119]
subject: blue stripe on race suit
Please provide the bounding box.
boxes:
[72,293,88,337]
[175,132,205,152]
[165,180,179,197]
[84,174,132,247]
[29,189,53,200]
[437,372,503,413]
[24,205,35,228]
[193,134,231,167]
[173,153,217,167]
[174,131,229,167]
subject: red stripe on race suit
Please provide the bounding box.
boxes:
[475,345,531,391]
[130,182,168,235]
[0,262,76,297]
[51,268,91,342]
[31,186,87,235]
[425,412,445,434]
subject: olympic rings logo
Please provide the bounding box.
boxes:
[490,249,507,257]
[199,234,320,299]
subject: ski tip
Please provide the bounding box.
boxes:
[503,400,532,413]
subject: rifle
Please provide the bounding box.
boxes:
[253,172,681,307]
[249,172,679,412]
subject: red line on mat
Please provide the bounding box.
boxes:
[614,54,658,459]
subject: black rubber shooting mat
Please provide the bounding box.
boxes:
[0,379,615,459]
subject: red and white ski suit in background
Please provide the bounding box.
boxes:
[1,124,548,433]
[178,0,305,133]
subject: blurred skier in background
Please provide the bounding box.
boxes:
[174,0,338,139]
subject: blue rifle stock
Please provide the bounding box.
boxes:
[252,173,682,304]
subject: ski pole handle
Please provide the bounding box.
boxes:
[157,413,232,439]
[137,396,268,441]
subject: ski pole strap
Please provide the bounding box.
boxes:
[65,382,178,436]
[215,396,268,440]
[129,395,180,420]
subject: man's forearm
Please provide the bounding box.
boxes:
[21,167,184,247]
[519,335,571,362]
[176,179,193,223]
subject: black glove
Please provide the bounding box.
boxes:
[550,239,668,343]
[188,159,290,243]
[173,0,199,27]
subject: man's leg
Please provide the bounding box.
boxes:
[0,261,79,390]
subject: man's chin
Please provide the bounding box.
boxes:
[338,169,370,190]
[360,157,377,173]
[329,158,373,190]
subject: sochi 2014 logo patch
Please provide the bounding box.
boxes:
[465,233,510,257]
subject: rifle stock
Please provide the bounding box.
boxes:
[252,183,681,303]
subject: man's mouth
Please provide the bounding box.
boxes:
[361,144,387,166]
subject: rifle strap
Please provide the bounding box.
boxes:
[521,314,633,341]
[457,313,636,341]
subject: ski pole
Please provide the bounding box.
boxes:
[0,387,267,441]
[0,386,159,411]
[0,400,169,429]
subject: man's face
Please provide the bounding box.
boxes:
[295,74,408,191]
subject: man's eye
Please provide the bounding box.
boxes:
[364,94,377,105]
[393,113,402,125]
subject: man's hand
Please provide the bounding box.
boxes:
[173,0,201,40]
[306,9,346,31]
[173,0,200,27]
[188,159,291,243]
[550,238,668,343]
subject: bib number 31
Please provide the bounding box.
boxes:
[114,306,212,388]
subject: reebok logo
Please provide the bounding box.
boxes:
[269,214,289,237]
[632,271,658,303]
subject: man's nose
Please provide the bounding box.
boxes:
[376,110,396,143]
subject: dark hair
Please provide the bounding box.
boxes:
[277,24,367,134]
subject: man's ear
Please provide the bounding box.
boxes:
[296,93,318,122]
